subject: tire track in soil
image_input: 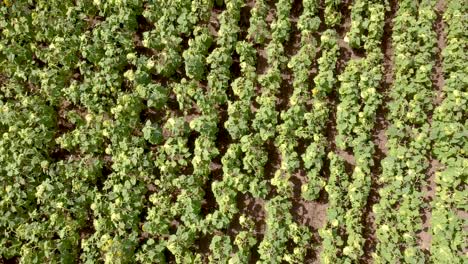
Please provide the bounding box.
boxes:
[418,0,447,254]
[361,0,397,262]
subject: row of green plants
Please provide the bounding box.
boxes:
[299,28,340,201]
[248,0,301,262]
[263,0,322,262]
[319,0,385,262]
[429,0,466,262]
[1,0,464,263]
[373,0,438,262]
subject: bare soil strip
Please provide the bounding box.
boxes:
[418,0,447,253]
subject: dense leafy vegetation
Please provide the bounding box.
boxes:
[0,0,465,263]
[429,0,467,262]
[373,0,438,262]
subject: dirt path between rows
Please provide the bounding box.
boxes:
[418,0,447,253]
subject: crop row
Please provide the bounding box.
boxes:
[319,0,385,262]
[373,0,438,262]
[429,0,466,262]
